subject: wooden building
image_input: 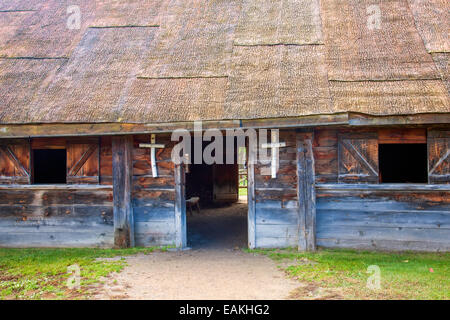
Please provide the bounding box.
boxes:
[0,1,449,251]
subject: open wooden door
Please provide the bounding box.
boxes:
[0,140,30,184]
[66,138,100,184]
[428,130,450,184]
[338,133,379,183]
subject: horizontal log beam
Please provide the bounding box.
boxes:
[316,183,450,192]
[0,113,449,138]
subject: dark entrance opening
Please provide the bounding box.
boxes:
[185,141,248,249]
[33,149,67,184]
[379,144,428,183]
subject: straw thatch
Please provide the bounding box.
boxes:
[119,77,227,122]
[139,0,240,78]
[0,12,29,56]
[0,1,41,11]
[93,0,168,27]
[27,27,156,123]
[408,0,450,53]
[0,59,66,123]
[225,45,333,119]
[321,0,438,81]
[432,53,449,93]
[234,0,323,45]
[0,0,96,58]
[0,0,49,11]
[0,0,448,125]
[330,80,449,115]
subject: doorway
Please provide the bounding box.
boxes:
[184,142,249,249]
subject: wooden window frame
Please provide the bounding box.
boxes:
[29,137,100,185]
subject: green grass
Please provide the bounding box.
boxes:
[0,246,171,300]
[2,246,448,300]
[247,248,450,300]
[239,187,247,197]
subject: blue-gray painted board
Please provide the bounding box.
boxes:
[317,209,450,229]
[316,185,450,251]
[133,206,174,223]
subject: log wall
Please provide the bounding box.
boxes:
[254,130,299,248]
[0,127,449,251]
[316,184,450,251]
[0,185,113,247]
[132,134,177,246]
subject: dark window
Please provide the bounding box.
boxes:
[33,149,67,184]
[379,144,428,183]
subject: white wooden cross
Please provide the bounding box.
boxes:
[139,134,165,177]
[261,130,286,178]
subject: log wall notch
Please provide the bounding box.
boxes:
[112,135,134,248]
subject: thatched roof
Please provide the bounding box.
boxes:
[0,0,448,125]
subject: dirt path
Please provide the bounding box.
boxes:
[187,202,248,249]
[94,249,299,300]
[94,202,300,299]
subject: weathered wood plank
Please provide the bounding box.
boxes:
[255,189,297,202]
[317,225,450,242]
[0,145,30,178]
[317,238,450,252]
[0,217,113,230]
[348,113,450,126]
[31,137,66,149]
[0,205,112,219]
[338,132,379,183]
[132,197,175,208]
[0,230,114,248]
[67,143,98,176]
[315,184,450,252]
[256,224,298,239]
[0,184,114,248]
[112,135,134,248]
[316,197,450,212]
[134,206,175,223]
[174,163,186,248]
[132,189,175,202]
[378,128,426,144]
[256,236,298,248]
[255,206,298,225]
[133,160,175,177]
[255,174,297,189]
[67,176,99,184]
[316,183,450,191]
[135,233,176,247]
[133,176,175,190]
[428,129,450,184]
[135,221,175,236]
[248,149,256,249]
[317,210,450,229]
[297,135,316,251]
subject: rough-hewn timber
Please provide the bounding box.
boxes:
[0,185,113,248]
[316,184,450,251]
[112,135,134,248]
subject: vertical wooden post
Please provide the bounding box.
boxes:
[297,135,316,251]
[112,135,134,248]
[174,163,187,248]
[247,146,256,249]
